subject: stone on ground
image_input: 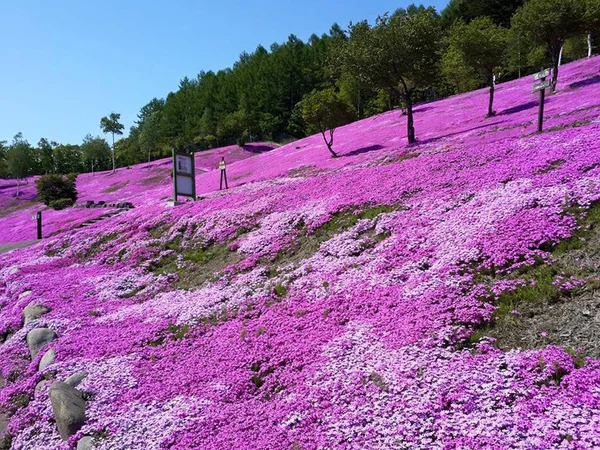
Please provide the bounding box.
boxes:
[77,436,95,450]
[49,382,86,441]
[65,372,88,388]
[39,348,56,371]
[23,304,50,325]
[26,328,56,359]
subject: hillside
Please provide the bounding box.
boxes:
[0,143,276,244]
[1,57,600,449]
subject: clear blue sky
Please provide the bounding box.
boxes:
[0,0,448,146]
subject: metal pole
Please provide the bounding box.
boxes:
[538,87,545,133]
[172,149,177,202]
[36,211,42,240]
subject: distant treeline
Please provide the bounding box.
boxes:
[2,0,599,180]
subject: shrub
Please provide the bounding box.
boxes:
[36,174,78,206]
[48,198,75,210]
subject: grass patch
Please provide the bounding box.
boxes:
[101,181,129,194]
[471,201,600,355]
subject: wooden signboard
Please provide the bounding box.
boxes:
[532,69,551,133]
[172,151,196,201]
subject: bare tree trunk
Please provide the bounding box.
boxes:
[558,45,564,67]
[111,133,115,173]
[589,34,593,58]
[551,51,560,93]
[487,76,496,118]
[405,94,415,144]
[321,130,338,158]
[15,179,20,198]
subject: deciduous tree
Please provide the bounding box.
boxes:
[512,0,585,92]
[100,112,125,172]
[300,88,356,157]
[446,17,508,117]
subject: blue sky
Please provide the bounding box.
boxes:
[0,0,448,145]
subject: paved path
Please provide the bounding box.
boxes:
[0,240,39,254]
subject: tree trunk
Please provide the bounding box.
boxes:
[405,94,415,144]
[551,51,559,94]
[15,179,20,198]
[487,76,496,118]
[589,34,593,58]
[558,45,564,67]
[321,131,338,158]
[111,133,116,173]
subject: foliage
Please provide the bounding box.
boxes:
[48,198,75,210]
[446,17,509,117]
[81,134,111,173]
[100,112,125,171]
[512,0,586,91]
[339,6,443,144]
[441,0,524,28]
[6,133,33,196]
[35,173,78,206]
[300,88,356,157]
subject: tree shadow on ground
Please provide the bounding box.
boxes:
[241,144,275,154]
[343,144,385,157]
[499,101,540,116]
[569,75,600,90]
[416,121,503,146]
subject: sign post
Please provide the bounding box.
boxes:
[31,211,42,239]
[172,150,196,203]
[532,68,551,133]
[219,157,228,190]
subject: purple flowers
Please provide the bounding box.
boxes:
[1,57,600,449]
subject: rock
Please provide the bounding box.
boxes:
[77,436,95,450]
[26,328,56,359]
[39,348,56,371]
[18,290,32,299]
[49,382,86,441]
[65,372,88,388]
[23,304,50,325]
[35,379,49,395]
[9,267,19,275]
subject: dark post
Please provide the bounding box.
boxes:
[172,149,177,203]
[538,87,546,133]
[36,211,42,240]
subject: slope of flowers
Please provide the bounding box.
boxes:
[0,143,276,244]
[0,57,600,449]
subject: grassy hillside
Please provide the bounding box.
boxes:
[1,57,600,449]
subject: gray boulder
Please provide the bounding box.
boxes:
[18,290,32,299]
[39,348,56,371]
[77,436,95,450]
[65,372,88,388]
[23,304,50,325]
[49,382,86,441]
[26,328,56,359]
[35,379,49,396]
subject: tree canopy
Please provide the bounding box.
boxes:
[300,88,356,157]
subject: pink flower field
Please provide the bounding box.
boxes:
[1,57,600,449]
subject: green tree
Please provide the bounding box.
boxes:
[37,138,55,175]
[81,134,111,173]
[340,6,442,144]
[7,133,33,197]
[442,46,481,93]
[139,111,163,163]
[0,140,9,178]
[53,144,83,174]
[512,0,586,92]
[584,0,600,57]
[100,112,125,172]
[300,88,356,157]
[446,17,508,117]
[441,0,524,28]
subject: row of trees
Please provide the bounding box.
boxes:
[3,0,600,177]
[0,133,112,190]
